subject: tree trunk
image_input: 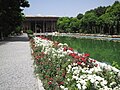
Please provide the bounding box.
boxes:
[0,31,4,40]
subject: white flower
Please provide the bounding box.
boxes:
[73,69,80,75]
[64,88,68,90]
[67,50,73,54]
[63,43,68,46]
[79,80,86,85]
[99,62,107,69]
[68,65,72,69]
[117,72,120,79]
[100,80,107,86]
[67,78,70,81]
[82,85,87,90]
[86,69,92,74]
[73,63,77,66]
[107,65,112,71]
[112,67,119,73]
[72,75,78,80]
[94,81,99,88]
[81,62,85,66]
[93,66,102,72]
[58,43,63,46]
[102,80,107,85]
[76,83,81,89]
[110,82,116,86]
[90,78,96,83]
[60,85,65,89]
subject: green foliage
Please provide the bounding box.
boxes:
[26,29,33,35]
[0,0,30,37]
[26,30,34,39]
[57,17,80,33]
[112,61,120,69]
[76,13,83,20]
[15,26,21,34]
[57,1,120,35]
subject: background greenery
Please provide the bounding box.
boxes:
[57,1,120,35]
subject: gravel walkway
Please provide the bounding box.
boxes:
[0,34,43,90]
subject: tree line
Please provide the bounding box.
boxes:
[0,0,29,39]
[57,1,120,35]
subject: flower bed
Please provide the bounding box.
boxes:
[30,36,120,90]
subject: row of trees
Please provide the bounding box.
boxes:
[57,1,120,35]
[0,0,29,39]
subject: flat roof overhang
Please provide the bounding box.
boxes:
[25,16,59,21]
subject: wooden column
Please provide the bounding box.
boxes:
[53,22,55,32]
[35,21,37,33]
[43,21,45,33]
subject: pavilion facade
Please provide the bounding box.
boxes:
[22,16,59,33]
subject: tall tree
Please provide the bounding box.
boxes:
[0,0,29,39]
[77,13,83,20]
[80,12,98,33]
[69,18,80,33]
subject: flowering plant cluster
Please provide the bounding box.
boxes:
[30,35,120,90]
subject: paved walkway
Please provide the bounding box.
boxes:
[0,34,44,90]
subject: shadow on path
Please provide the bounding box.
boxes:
[4,33,29,42]
[0,33,29,45]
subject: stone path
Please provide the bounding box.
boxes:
[0,34,44,90]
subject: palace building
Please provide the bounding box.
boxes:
[22,16,59,33]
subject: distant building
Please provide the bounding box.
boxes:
[22,16,59,33]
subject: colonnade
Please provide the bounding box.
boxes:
[22,17,58,33]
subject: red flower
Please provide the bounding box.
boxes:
[35,56,39,60]
[44,38,49,40]
[74,55,80,59]
[48,81,52,85]
[45,76,49,78]
[63,47,67,51]
[90,60,93,63]
[95,64,98,67]
[49,78,53,81]
[68,47,73,51]
[70,53,76,57]
[84,53,90,57]
[62,73,66,77]
[81,57,86,63]
[77,62,82,65]
[59,82,64,85]
[41,52,45,55]
[93,60,96,63]
[35,56,43,60]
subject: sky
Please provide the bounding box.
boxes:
[23,0,119,17]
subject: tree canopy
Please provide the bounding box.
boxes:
[57,1,120,35]
[0,0,30,38]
